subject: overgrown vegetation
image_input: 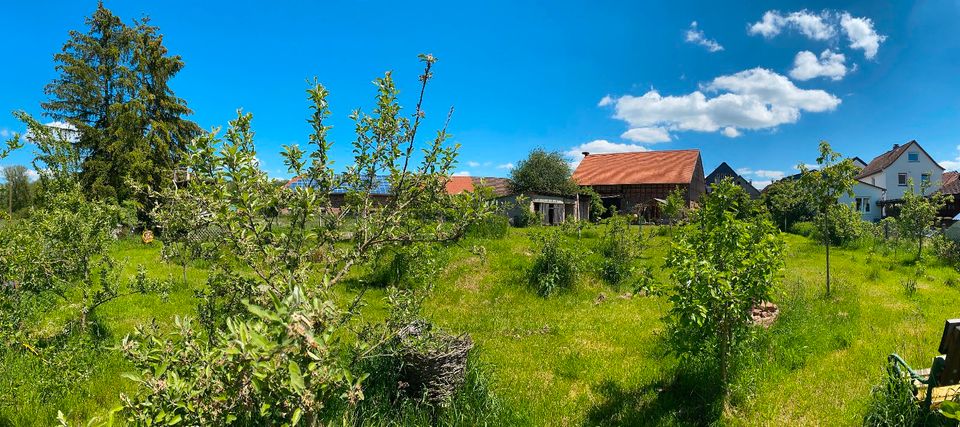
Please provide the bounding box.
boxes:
[528,229,581,296]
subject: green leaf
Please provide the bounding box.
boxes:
[166,414,182,425]
[288,360,305,391]
[941,401,960,420]
[291,408,303,426]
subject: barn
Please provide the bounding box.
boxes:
[572,150,706,221]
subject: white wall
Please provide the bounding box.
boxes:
[880,143,944,199]
[843,181,884,222]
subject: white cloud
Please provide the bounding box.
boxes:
[753,180,773,189]
[26,169,39,181]
[566,139,650,167]
[790,49,847,81]
[453,171,471,176]
[840,13,886,59]
[496,163,515,170]
[620,126,671,143]
[598,95,614,107]
[721,127,741,138]
[749,10,835,40]
[735,168,785,189]
[939,145,960,171]
[466,161,480,167]
[749,10,885,59]
[0,129,12,139]
[601,68,841,139]
[685,21,724,52]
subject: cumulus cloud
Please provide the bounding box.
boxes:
[749,10,835,40]
[600,68,841,139]
[790,49,847,81]
[840,13,886,59]
[566,139,650,167]
[452,171,471,176]
[735,167,786,189]
[939,145,960,171]
[26,169,39,181]
[749,10,885,59]
[496,163,515,170]
[620,126,671,143]
[466,161,480,167]
[685,21,724,52]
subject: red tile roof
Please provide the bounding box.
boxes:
[572,150,701,185]
[940,171,960,195]
[445,176,475,194]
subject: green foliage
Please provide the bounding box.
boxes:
[509,149,578,196]
[661,187,687,225]
[596,215,642,287]
[762,178,815,230]
[814,203,869,246]
[897,179,951,261]
[42,3,200,214]
[932,233,960,266]
[789,220,816,237]
[528,230,580,296]
[863,365,924,426]
[371,243,448,289]
[466,214,509,239]
[119,285,362,425]
[113,56,496,423]
[511,194,542,228]
[579,186,606,221]
[664,179,784,388]
[2,165,33,213]
[799,141,859,295]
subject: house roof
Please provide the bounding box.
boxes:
[706,162,760,196]
[856,140,943,179]
[285,175,393,195]
[572,149,701,185]
[940,171,960,195]
[471,177,513,197]
[445,176,475,195]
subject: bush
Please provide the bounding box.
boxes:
[528,230,580,296]
[812,204,869,246]
[596,215,642,287]
[372,243,448,289]
[863,365,924,426]
[466,214,509,239]
[932,233,960,265]
[789,221,816,237]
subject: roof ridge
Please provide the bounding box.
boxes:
[584,148,700,156]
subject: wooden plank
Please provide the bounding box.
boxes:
[927,384,960,409]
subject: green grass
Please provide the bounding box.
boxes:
[4,226,960,425]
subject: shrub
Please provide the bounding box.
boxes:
[863,365,924,426]
[814,204,868,246]
[528,230,580,296]
[932,233,960,265]
[466,214,509,239]
[790,221,816,237]
[596,215,642,287]
[372,243,448,289]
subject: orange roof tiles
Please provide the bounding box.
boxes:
[572,150,701,185]
[445,176,475,194]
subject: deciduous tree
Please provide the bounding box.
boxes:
[510,148,578,196]
[799,141,858,296]
[897,179,950,261]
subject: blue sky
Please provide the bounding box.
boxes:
[2,1,960,187]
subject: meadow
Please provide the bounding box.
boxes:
[2,224,959,426]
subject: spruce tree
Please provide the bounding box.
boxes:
[42,2,199,213]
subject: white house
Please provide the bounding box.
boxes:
[846,140,945,220]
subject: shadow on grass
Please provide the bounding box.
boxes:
[584,371,724,426]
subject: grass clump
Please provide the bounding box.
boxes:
[863,365,924,426]
[528,230,580,297]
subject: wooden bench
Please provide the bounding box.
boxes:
[890,319,960,409]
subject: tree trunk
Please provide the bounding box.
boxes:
[918,236,923,262]
[826,240,831,296]
[824,212,831,296]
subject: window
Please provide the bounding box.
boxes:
[922,173,931,184]
[855,197,871,213]
[908,152,919,162]
[898,173,908,186]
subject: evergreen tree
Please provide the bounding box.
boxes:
[42,3,199,213]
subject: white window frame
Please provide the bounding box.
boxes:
[908,152,920,162]
[898,173,908,186]
[921,173,931,184]
[855,197,871,213]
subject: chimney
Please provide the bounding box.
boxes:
[582,151,590,157]
[893,143,900,150]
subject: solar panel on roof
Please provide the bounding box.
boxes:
[287,175,394,195]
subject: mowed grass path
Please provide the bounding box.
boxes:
[7,226,960,425]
